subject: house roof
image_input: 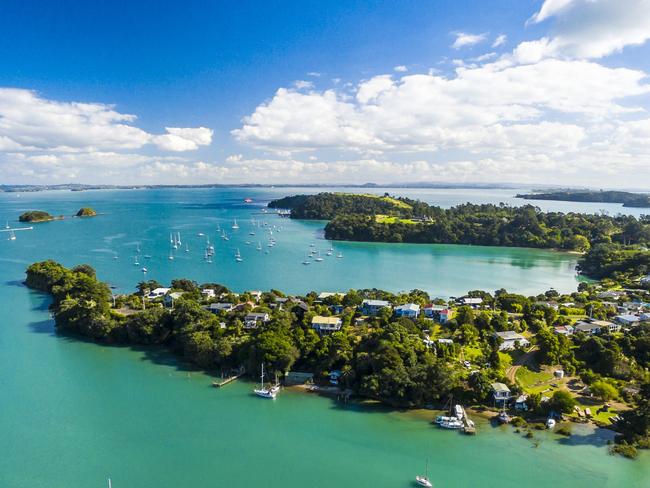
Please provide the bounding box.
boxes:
[491,382,511,393]
[312,316,342,325]
[362,299,391,307]
[495,331,527,341]
[616,314,640,322]
[395,303,420,312]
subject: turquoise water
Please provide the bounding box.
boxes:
[1,187,647,488]
[0,187,583,297]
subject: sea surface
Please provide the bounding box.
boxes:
[0,187,647,488]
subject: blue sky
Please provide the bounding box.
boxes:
[1,0,650,187]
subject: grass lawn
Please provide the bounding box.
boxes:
[516,366,555,394]
[375,214,417,225]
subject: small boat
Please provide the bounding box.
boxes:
[5,221,9,229]
[8,230,16,241]
[337,252,343,258]
[144,254,152,259]
[232,219,239,229]
[546,418,556,429]
[257,242,262,251]
[235,248,243,262]
[416,460,433,487]
[141,267,148,273]
[134,256,140,266]
[254,364,278,399]
[249,231,256,236]
[197,232,205,237]
[244,197,253,203]
[497,411,511,424]
[185,243,189,252]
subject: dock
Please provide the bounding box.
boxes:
[212,370,245,388]
[459,406,477,435]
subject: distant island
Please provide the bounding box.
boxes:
[75,207,97,217]
[18,210,59,223]
[516,190,650,208]
[19,207,97,222]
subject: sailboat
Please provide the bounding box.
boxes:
[254,364,278,399]
[314,251,323,262]
[8,230,16,241]
[415,460,433,487]
[177,232,182,246]
[232,219,239,229]
[337,251,343,259]
[185,242,190,252]
[134,255,140,266]
[302,253,311,265]
[108,478,112,488]
[5,220,9,229]
[235,248,243,262]
[256,242,262,251]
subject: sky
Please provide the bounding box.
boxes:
[1,0,650,188]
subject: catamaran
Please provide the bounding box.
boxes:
[415,460,433,487]
[254,364,278,399]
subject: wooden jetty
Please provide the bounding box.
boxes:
[212,370,245,388]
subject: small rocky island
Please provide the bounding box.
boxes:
[75,207,97,217]
[18,210,58,223]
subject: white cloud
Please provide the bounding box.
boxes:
[394,65,408,72]
[526,0,650,59]
[293,80,314,90]
[492,34,507,48]
[451,32,488,49]
[225,153,243,163]
[306,72,321,77]
[0,88,213,153]
[153,127,213,151]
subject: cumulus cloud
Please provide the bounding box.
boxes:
[0,88,213,153]
[451,32,488,49]
[526,0,650,59]
[293,80,314,90]
[394,65,408,72]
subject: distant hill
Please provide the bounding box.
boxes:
[516,190,650,208]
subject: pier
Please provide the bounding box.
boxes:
[460,406,477,435]
[212,369,245,388]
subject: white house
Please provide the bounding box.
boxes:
[360,299,392,315]
[201,289,216,299]
[459,297,483,307]
[148,287,170,299]
[163,292,184,307]
[244,312,270,329]
[394,303,420,318]
[491,382,511,405]
[494,331,530,351]
[311,316,343,332]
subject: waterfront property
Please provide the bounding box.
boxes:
[148,287,171,298]
[209,302,235,313]
[491,382,511,405]
[394,303,420,318]
[361,299,392,315]
[311,315,343,332]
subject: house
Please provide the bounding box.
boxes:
[439,309,453,324]
[574,321,603,335]
[423,304,446,318]
[394,303,420,318]
[291,301,310,318]
[318,292,344,300]
[589,319,620,333]
[494,331,530,351]
[514,394,529,411]
[147,287,170,299]
[615,314,640,327]
[208,302,235,313]
[360,299,391,315]
[554,325,574,336]
[458,297,483,307]
[201,289,216,299]
[163,292,183,307]
[244,312,270,329]
[641,275,650,285]
[247,290,263,301]
[640,312,650,322]
[437,338,454,344]
[491,382,511,404]
[330,304,344,315]
[311,315,343,332]
[597,290,625,300]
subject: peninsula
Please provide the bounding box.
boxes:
[24,259,650,457]
[515,190,650,208]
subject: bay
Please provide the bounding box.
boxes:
[1,187,647,488]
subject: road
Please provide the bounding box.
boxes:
[505,345,539,384]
